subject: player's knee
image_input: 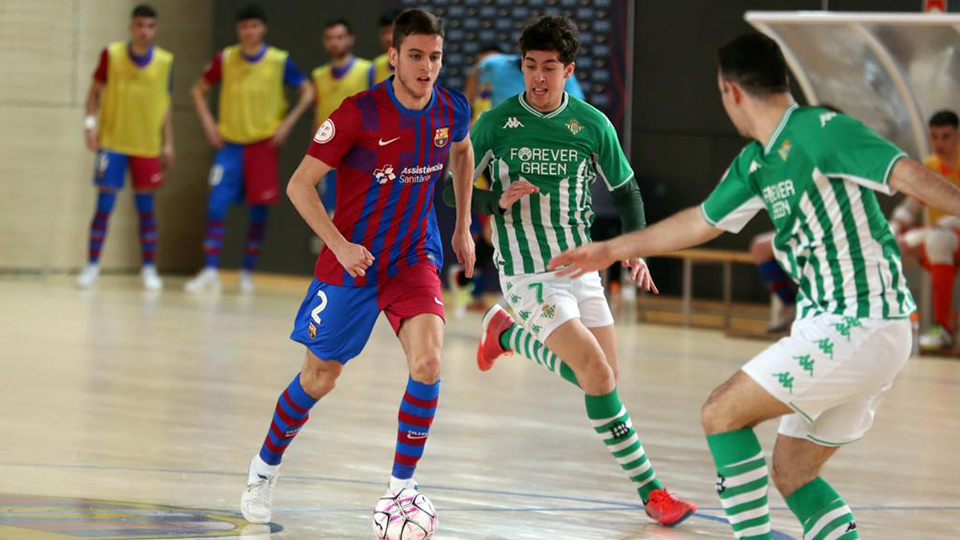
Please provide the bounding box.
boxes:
[576,356,615,393]
[700,392,736,434]
[410,354,442,384]
[750,234,774,262]
[299,364,340,398]
[770,459,808,498]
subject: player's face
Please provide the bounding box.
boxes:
[930,125,960,159]
[718,71,750,138]
[129,16,156,48]
[521,51,574,112]
[323,24,354,59]
[236,19,266,49]
[379,24,394,52]
[392,34,443,100]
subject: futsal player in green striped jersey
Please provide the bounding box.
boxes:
[447,15,697,526]
[551,33,960,540]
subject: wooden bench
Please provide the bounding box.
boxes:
[649,248,756,328]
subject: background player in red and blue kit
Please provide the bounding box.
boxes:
[77,4,173,291]
[239,9,475,524]
[186,4,314,294]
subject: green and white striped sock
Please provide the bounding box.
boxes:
[706,429,772,540]
[786,477,859,540]
[585,388,663,502]
[499,323,580,387]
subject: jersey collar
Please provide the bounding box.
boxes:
[764,102,798,155]
[241,44,268,63]
[385,75,437,118]
[127,43,154,67]
[518,91,569,119]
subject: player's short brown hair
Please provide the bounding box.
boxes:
[519,16,580,65]
[392,9,444,50]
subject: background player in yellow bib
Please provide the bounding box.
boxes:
[370,9,398,86]
[312,19,372,212]
[186,4,314,294]
[890,110,960,350]
[77,4,173,291]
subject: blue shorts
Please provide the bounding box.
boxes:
[208,140,279,206]
[290,263,445,363]
[93,150,163,190]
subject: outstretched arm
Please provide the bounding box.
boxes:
[890,157,960,220]
[548,206,723,278]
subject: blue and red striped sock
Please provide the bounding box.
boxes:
[258,374,319,466]
[243,205,268,271]
[88,191,117,264]
[392,377,440,481]
[134,193,157,266]
[758,259,797,305]
[202,219,225,268]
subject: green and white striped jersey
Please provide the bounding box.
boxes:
[701,104,915,320]
[471,92,634,275]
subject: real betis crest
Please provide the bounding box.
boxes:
[565,119,584,135]
[778,140,792,161]
[541,303,556,319]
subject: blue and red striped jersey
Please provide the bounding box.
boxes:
[307,77,471,286]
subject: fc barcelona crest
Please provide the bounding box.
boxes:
[308,322,317,340]
[565,120,584,135]
[434,127,449,147]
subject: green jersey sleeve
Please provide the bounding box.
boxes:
[815,113,907,196]
[593,117,635,190]
[700,147,765,233]
[470,112,495,179]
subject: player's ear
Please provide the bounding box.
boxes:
[564,61,575,79]
[388,47,397,68]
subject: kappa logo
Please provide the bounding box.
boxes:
[820,111,838,127]
[749,160,762,173]
[374,165,396,184]
[314,118,335,144]
[502,117,524,129]
[716,474,727,493]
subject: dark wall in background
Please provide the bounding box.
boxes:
[205,0,948,302]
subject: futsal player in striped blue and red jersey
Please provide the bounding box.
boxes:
[239,9,476,524]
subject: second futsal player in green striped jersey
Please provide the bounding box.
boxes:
[447,15,697,526]
[551,33,960,540]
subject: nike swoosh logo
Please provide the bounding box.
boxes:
[434,297,444,306]
[379,137,400,146]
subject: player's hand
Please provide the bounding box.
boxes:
[204,125,225,149]
[624,257,658,294]
[271,121,293,148]
[333,241,375,278]
[85,129,98,153]
[548,241,616,279]
[452,225,476,278]
[499,179,539,210]
[161,143,175,170]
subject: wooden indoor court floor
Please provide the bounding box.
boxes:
[1,274,957,540]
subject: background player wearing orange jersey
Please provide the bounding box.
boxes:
[77,4,173,291]
[890,110,960,350]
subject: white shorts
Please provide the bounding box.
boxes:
[499,270,614,341]
[742,315,911,446]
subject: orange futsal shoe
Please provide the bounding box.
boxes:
[644,488,697,527]
[477,304,515,371]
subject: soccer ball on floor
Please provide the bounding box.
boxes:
[372,488,437,540]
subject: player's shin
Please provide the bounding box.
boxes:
[707,429,773,540]
[785,478,859,540]
[391,377,439,489]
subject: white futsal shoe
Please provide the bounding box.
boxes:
[184,267,221,293]
[241,456,279,524]
[238,270,255,294]
[76,264,100,288]
[141,265,163,291]
[387,476,419,494]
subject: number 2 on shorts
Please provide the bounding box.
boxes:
[311,290,328,325]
